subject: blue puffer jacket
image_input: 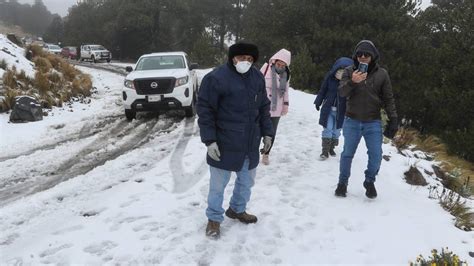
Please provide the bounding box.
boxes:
[314,57,353,129]
[197,62,274,171]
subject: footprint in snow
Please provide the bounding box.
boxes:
[83,240,118,256]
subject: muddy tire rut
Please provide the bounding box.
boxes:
[0,114,180,206]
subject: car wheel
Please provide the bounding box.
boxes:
[184,92,197,117]
[125,109,136,121]
[106,59,111,63]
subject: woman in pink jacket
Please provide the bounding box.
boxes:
[259,48,291,165]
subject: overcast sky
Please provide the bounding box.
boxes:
[18,0,77,16]
[19,0,432,17]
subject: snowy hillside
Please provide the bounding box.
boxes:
[0,34,35,78]
[0,66,472,264]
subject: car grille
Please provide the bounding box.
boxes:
[134,78,175,95]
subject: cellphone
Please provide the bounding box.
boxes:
[357,63,368,73]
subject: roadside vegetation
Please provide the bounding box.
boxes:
[393,128,473,231]
[1,45,92,111]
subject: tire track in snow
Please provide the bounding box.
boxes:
[0,116,180,206]
[0,115,123,163]
[169,117,207,193]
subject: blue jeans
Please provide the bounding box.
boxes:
[338,117,383,185]
[322,109,341,139]
[206,158,256,223]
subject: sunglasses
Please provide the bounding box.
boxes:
[356,52,372,58]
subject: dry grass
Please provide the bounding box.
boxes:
[27,45,46,58]
[34,71,51,95]
[438,188,473,231]
[2,89,20,110]
[2,46,92,112]
[394,127,474,193]
[2,68,17,89]
[419,138,474,193]
[46,54,62,69]
[33,57,52,74]
[62,63,80,82]
[72,74,92,96]
[393,127,419,152]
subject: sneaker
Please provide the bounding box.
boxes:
[334,183,347,197]
[261,154,269,165]
[205,220,220,239]
[225,208,258,224]
[363,181,377,199]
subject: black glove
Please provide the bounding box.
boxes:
[315,105,320,111]
[383,118,398,139]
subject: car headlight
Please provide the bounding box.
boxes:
[175,76,189,87]
[124,80,135,89]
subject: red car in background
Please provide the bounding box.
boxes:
[61,46,78,60]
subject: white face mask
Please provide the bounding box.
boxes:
[235,61,252,74]
[335,69,344,80]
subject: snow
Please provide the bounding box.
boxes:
[0,34,35,78]
[0,66,472,265]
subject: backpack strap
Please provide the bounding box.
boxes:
[263,63,270,76]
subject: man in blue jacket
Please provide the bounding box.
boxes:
[197,42,274,239]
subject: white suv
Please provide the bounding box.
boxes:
[80,44,112,63]
[122,52,199,120]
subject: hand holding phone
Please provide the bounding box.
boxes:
[357,63,368,73]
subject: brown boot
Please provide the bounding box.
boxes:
[205,220,220,239]
[225,208,258,224]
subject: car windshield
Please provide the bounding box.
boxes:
[135,55,185,70]
[90,45,106,50]
[50,45,61,50]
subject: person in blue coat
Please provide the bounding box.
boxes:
[314,57,353,159]
[197,42,274,239]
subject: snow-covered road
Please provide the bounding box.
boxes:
[0,66,472,265]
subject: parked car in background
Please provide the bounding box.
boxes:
[80,44,112,63]
[60,46,78,59]
[43,43,61,55]
[122,52,199,120]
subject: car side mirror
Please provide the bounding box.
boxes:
[189,63,199,70]
[125,66,133,72]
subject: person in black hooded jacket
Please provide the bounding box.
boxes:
[335,40,398,199]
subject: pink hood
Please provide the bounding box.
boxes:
[260,48,292,117]
[269,48,291,66]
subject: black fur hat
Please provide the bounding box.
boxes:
[228,42,259,63]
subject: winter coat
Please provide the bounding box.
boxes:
[314,57,353,129]
[260,49,291,117]
[197,62,274,172]
[339,41,398,121]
